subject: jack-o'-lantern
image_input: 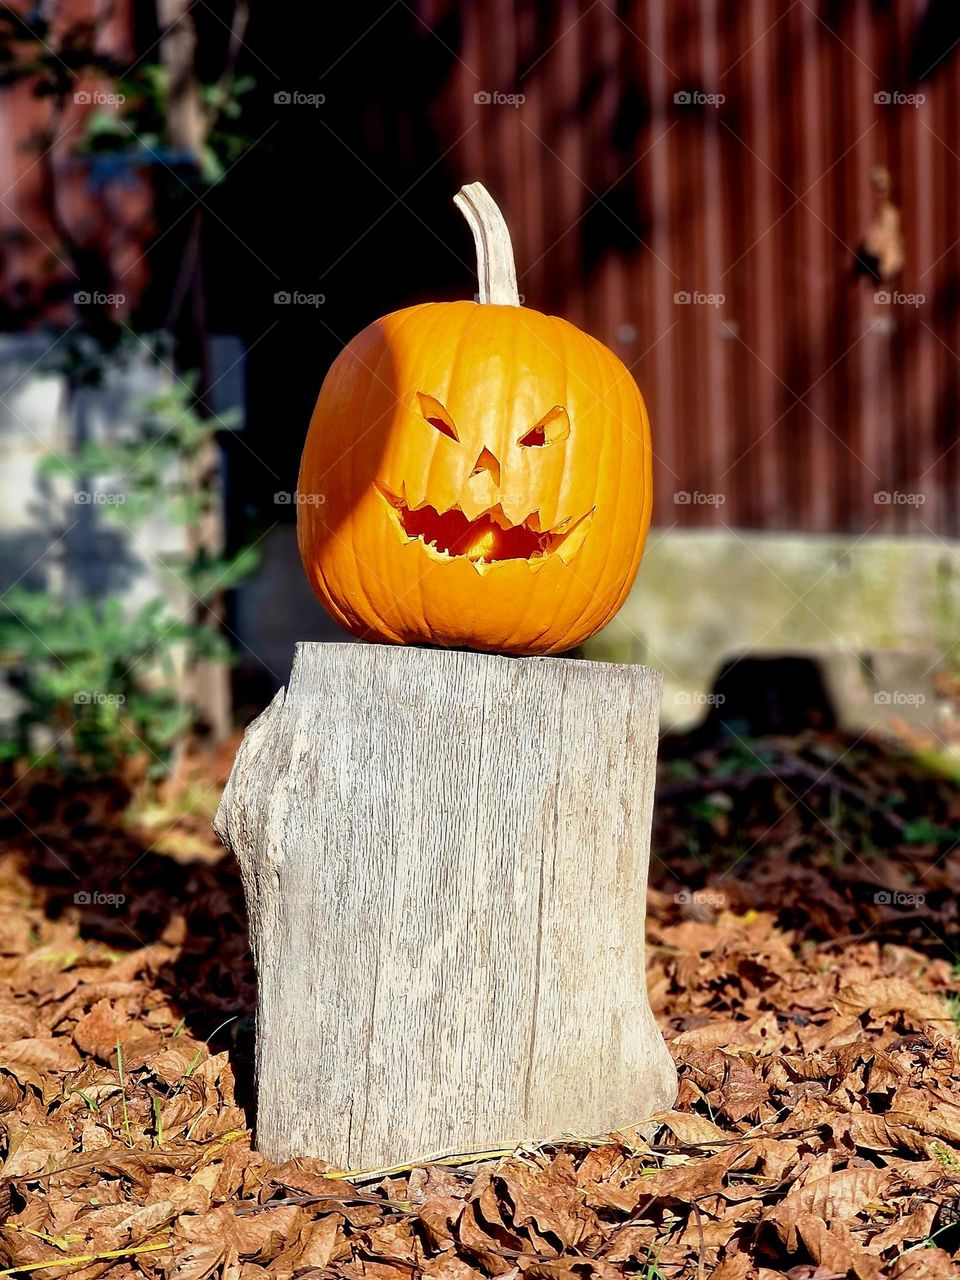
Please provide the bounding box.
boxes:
[297,182,651,655]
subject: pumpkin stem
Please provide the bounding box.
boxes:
[454,182,521,307]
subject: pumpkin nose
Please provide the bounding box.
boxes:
[470,448,501,487]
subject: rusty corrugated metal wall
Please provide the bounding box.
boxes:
[3,1,959,540]
[419,0,960,538]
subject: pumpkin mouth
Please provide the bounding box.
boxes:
[376,484,593,568]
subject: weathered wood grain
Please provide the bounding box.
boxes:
[214,642,676,1168]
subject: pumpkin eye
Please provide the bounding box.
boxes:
[417,392,459,441]
[518,405,570,448]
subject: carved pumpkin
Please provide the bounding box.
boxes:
[297,183,651,655]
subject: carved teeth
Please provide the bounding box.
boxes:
[375,481,593,564]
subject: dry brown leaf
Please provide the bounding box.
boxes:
[458,1186,525,1275]
[765,1166,894,1249]
[72,999,162,1062]
[835,980,954,1032]
[714,1058,771,1123]
[494,1155,600,1254]
[364,1219,419,1263]
[867,1199,938,1253]
[795,1214,883,1279]
[418,1194,467,1250]
[148,1043,208,1083]
[0,1035,82,1099]
[1,1116,72,1179]
[889,1247,960,1279]
[707,1253,756,1280]
[172,1203,307,1277]
[655,1110,732,1145]
[270,1211,348,1273]
[600,1222,660,1263]
[421,1255,487,1279]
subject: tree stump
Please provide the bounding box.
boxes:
[214,642,676,1168]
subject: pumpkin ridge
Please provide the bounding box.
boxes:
[514,311,576,650]
[372,304,457,642]
[517,310,584,652]
[595,336,646,641]
[348,326,402,640]
[420,302,475,639]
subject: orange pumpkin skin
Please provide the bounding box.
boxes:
[297,299,651,655]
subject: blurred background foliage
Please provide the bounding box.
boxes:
[0,1,258,785]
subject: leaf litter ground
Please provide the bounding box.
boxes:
[1,728,960,1279]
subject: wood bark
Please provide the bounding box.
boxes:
[214,642,676,1168]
